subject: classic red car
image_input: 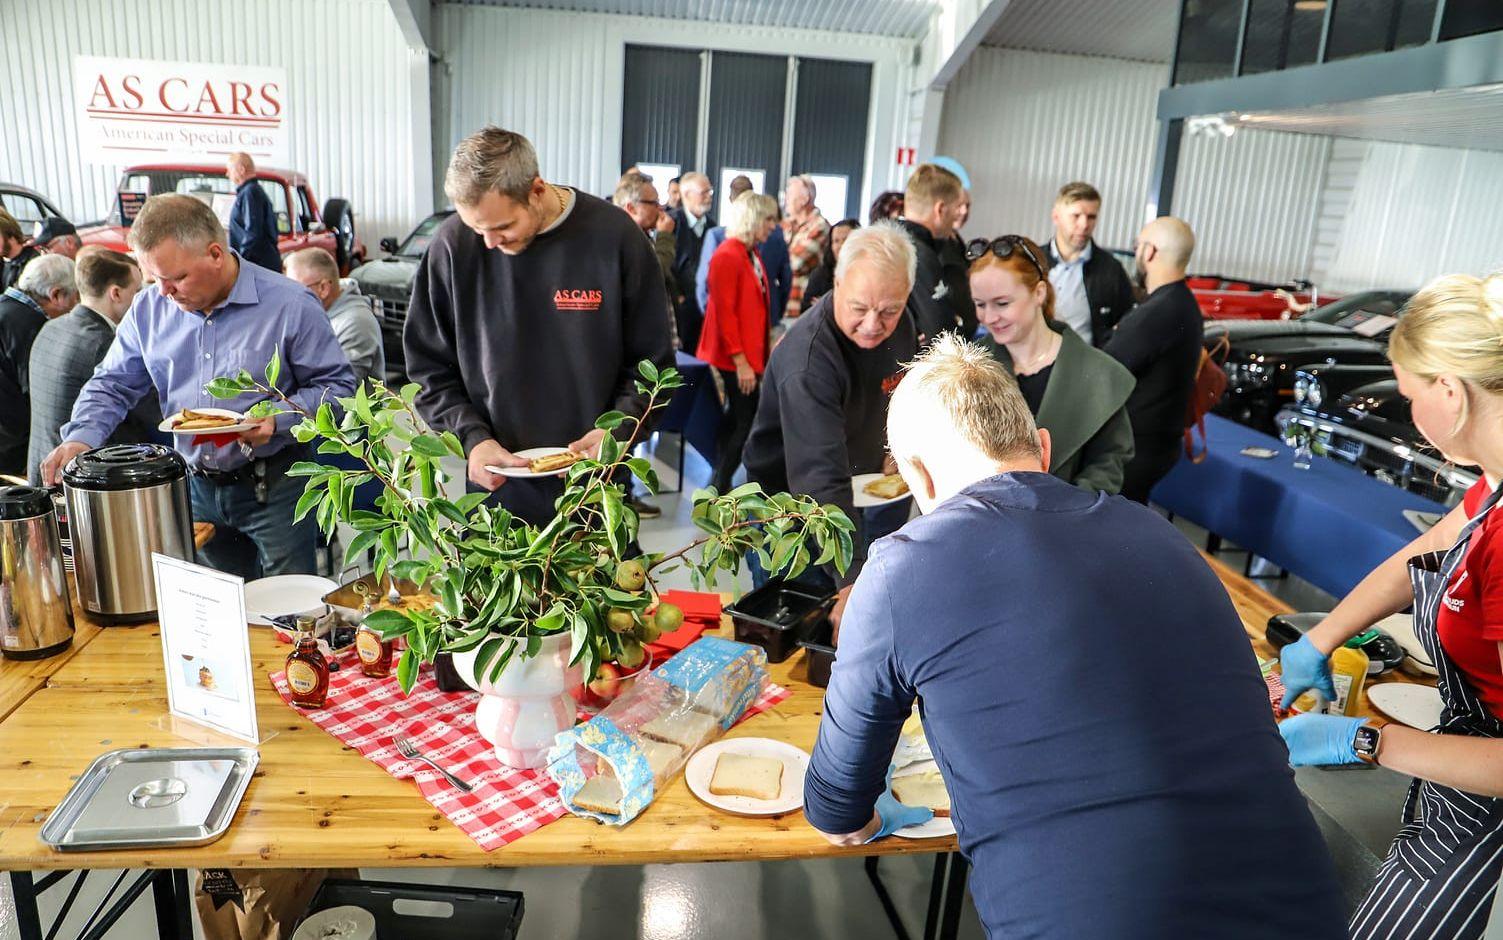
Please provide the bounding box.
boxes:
[79,163,365,273]
[1187,275,1331,321]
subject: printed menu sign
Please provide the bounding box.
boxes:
[152,554,259,744]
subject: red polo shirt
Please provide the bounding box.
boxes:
[1437,479,1503,719]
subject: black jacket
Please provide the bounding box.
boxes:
[2,246,40,290]
[0,291,47,473]
[668,207,715,313]
[1103,278,1204,442]
[742,293,917,587]
[229,180,283,273]
[1041,237,1137,348]
[901,219,975,342]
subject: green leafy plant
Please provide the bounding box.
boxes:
[209,355,855,692]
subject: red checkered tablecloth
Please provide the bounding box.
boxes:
[269,654,790,851]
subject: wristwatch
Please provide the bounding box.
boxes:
[1353,722,1385,764]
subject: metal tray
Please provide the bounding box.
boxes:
[40,747,258,852]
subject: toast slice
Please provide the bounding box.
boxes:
[639,710,718,751]
[709,752,784,800]
[572,775,623,815]
[862,473,909,499]
[596,737,682,779]
[174,408,237,430]
[891,769,950,817]
[529,451,581,474]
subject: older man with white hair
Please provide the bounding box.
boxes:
[0,253,76,473]
[42,193,354,579]
[742,220,917,627]
[285,246,386,389]
[226,151,283,272]
[803,335,1348,939]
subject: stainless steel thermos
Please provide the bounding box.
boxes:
[0,485,75,659]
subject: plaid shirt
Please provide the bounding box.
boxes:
[783,211,829,321]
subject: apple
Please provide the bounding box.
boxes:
[588,661,624,701]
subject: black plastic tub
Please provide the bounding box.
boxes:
[799,619,836,688]
[303,878,524,940]
[727,580,835,663]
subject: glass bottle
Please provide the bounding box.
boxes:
[1292,430,1313,470]
[356,622,394,678]
[286,630,330,708]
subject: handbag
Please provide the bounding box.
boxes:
[1183,334,1230,464]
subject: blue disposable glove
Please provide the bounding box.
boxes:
[1279,713,1366,766]
[1279,635,1336,709]
[866,765,935,842]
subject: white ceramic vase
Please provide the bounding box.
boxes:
[450,632,581,770]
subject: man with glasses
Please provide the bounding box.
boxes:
[284,247,386,391]
[1104,216,1203,504]
[742,222,918,632]
[669,172,716,353]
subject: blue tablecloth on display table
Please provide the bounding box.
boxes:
[656,352,720,466]
[1150,413,1446,599]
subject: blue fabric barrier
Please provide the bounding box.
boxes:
[1150,414,1446,599]
[657,351,720,467]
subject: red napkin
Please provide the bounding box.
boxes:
[646,590,723,656]
[191,432,242,447]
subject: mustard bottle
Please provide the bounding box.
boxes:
[1294,643,1369,716]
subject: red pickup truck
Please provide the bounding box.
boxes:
[79,163,365,273]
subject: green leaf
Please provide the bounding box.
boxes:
[344,530,379,564]
[363,609,413,633]
[315,403,338,436]
[265,350,281,388]
[439,577,463,619]
[400,382,421,405]
[245,401,281,419]
[408,435,449,459]
[395,649,418,693]
[440,431,465,458]
[727,481,762,499]
[205,378,245,399]
[432,498,469,527]
[594,410,627,431]
[454,492,490,514]
[293,486,323,523]
[638,359,660,383]
[601,485,626,556]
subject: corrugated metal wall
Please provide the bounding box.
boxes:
[937,47,1166,250]
[0,0,424,243]
[435,3,914,206]
[1174,128,1330,283]
[1312,139,1503,292]
[939,45,1333,283]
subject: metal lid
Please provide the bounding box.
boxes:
[62,443,186,491]
[0,485,52,521]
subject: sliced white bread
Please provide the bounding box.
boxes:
[572,775,624,815]
[596,737,683,779]
[640,710,718,750]
[892,769,950,817]
[708,752,784,800]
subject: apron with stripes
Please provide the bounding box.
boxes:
[1350,484,1503,940]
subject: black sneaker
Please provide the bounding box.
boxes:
[626,494,661,518]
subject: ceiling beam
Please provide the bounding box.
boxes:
[929,0,1014,90]
[386,0,432,52]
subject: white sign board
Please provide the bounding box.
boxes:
[153,554,260,744]
[74,56,289,165]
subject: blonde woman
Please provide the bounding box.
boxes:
[698,191,777,492]
[1279,273,1503,937]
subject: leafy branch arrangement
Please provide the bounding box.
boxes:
[209,356,855,693]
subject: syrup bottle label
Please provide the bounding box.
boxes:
[356,631,383,664]
[288,661,319,694]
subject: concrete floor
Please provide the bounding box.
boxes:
[0,436,1335,940]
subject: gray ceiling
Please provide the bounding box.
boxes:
[443,0,940,38]
[1230,84,1503,151]
[982,0,1178,63]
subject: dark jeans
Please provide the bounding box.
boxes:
[190,466,317,579]
[747,497,912,591]
[710,369,760,493]
[1120,436,1183,505]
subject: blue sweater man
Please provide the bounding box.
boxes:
[803,336,1345,939]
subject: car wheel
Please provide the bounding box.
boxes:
[321,198,355,272]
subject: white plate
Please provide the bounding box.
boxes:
[1377,613,1437,676]
[893,815,957,840]
[685,737,808,817]
[1368,682,1445,729]
[852,472,911,509]
[243,574,337,626]
[159,407,256,435]
[485,446,580,479]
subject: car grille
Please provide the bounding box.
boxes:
[1278,411,1472,508]
[373,294,408,326]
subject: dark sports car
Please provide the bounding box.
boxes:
[350,210,453,386]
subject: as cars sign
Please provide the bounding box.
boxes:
[73,56,289,165]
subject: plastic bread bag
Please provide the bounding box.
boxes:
[547,636,768,824]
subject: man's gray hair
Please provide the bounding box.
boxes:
[17,253,76,299]
[888,333,1043,466]
[444,126,540,206]
[612,173,655,209]
[835,221,916,292]
[127,194,228,253]
[790,174,817,200]
[284,246,340,283]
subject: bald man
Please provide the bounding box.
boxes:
[226,152,282,272]
[1103,216,1204,503]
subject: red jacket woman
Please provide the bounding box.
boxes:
[697,192,778,492]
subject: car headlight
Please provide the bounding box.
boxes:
[1293,377,1307,403]
[1307,381,1323,408]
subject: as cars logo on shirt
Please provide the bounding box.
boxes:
[554,289,603,312]
[882,373,904,396]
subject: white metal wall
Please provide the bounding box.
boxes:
[434,4,916,210]
[1174,128,1330,283]
[937,47,1166,250]
[0,0,425,243]
[1312,139,1503,292]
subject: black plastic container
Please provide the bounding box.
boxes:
[727,580,835,663]
[433,652,469,693]
[799,619,837,688]
[303,878,524,940]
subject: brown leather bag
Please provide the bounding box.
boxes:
[1183,334,1230,464]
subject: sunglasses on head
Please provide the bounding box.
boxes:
[966,236,1046,278]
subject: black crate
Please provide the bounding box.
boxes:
[799,619,836,688]
[727,580,835,663]
[303,878,524,940]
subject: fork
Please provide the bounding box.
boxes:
[393,737,474,793]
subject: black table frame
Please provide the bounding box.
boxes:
[866,851,970,940]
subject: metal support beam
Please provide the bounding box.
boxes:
[929,0,1014,90]
[1315,0,1338,63]
[1146,118,1184,220]
[385,0,431,52]
[1232,0,1253,77]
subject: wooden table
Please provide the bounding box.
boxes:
[0,524,214,721]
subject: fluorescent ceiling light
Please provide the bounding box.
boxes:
[1294,0,1327,11]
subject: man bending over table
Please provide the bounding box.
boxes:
[803,336,1346,938]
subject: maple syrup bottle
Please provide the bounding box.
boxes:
[356,623,394,678]
[286,631,330,708]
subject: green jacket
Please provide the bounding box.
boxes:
[985,322,1136,494]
